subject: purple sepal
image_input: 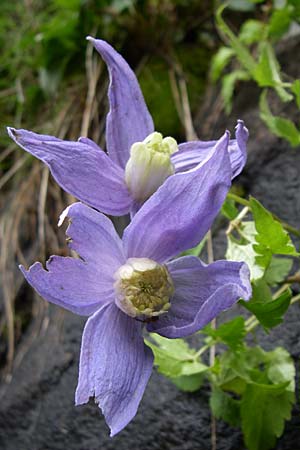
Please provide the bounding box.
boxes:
[75,303,153,436]
[148,256,252,338]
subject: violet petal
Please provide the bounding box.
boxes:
[88,37,154,169]
[172,120,248,179]
[7,127,133,216]
[75,303,153,436]
[123,132,231,263]
[20,202,125,316]
[147,256,251,338]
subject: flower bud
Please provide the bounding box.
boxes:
[125,132,178,203]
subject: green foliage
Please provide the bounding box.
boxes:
[212,346,295,450]
[226,221,265,280]
[202,317,246,350]
[145,334,208,391]
[239,19,265,44]
[250,197,299,265]
[213,1,300,145]
[259,91,300,146]
[241,382,293,450]
[210,47,235,82]
[221,197,239,220]
[222,70,250,113]
[291,79,300,108]
[264,257,293,286]
[210,386,240,427]
[241,286,292,330]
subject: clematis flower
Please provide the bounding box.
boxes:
[7,37,248,216]
[20,134,251,436]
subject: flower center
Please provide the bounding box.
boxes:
[124,132,178,203]
[114,257,174,319]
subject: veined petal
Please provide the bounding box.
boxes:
[20,257,113,316]
[123,132,231,263]
[20,202,125,316]
[88,37,154,169]
[147,256,251,338]
[59,202,125,272]
[172,120,248,179]
[75,303,153,436]
[7,127,133,216]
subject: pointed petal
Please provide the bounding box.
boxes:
[76,303,153,436]
[7,127,133,216]
[88,37,154,169]
[148,256,251,338]
[172,120,248,179]
[123,132,231,263]
[20,202,125,316]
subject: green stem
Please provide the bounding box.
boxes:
[227,193,300,237]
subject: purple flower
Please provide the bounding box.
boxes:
[7,38,248,216]
[20,134,251,436]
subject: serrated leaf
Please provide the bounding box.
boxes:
[210,386,241,427]
[145,334,208,378]
[254,43,293,102]
[203,317,246,350]
[260,90,300,146]
[291,79,300,108]
[239,19,265,44]
[210,46,235,82]
[222,70,250,113]
[241,288,292,329]
[264,257,293,286]
[226,222,265,281]
[265,347,295,392]
[241,382,294,450]
[250,196,299,258]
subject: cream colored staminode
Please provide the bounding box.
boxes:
[125,132,178,203]
[114,257,174,319]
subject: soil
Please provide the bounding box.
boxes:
[0,36,300,450]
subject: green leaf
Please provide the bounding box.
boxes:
[226,222,265,280]
[145,334,208,378]
[265,347,295,392]
[203,317,246,350]
[210,386,241,427]
[291,79,300,108]
[222,70,250,113]
[259,90,300,146]
[250,196,299,259]
[241,382,294,450]
[254,43,293,102]
[264,257,293,286]
[268,6,292,39]
[210,46,235,82]
[216,4,257,75]
[171,373,205,392]
[241,288,292,329]
[221,197,239,220]
[239,19,265,44]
